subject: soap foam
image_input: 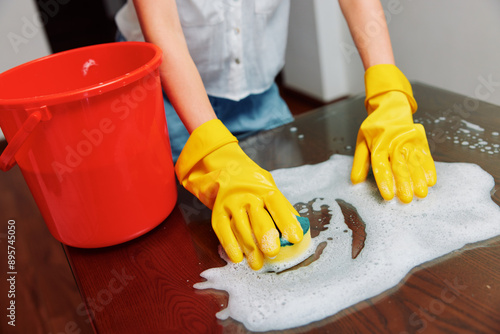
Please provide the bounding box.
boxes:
[194,155,500,332]
[82,59,97,76]
[415,115,500,155]
[461,119,484,132]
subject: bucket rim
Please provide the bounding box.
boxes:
[0,42,162,108]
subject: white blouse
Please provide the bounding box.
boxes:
[115,0,290,101]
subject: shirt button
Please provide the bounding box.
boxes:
[234,27,240,35]
[235,58,240,64]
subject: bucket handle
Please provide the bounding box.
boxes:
[0,106,51,172]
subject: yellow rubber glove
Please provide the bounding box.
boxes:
[175,119,304,270]
[351,64,437,203]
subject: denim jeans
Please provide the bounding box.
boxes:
[164,83,293,161]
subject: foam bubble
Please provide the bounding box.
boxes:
[194,155,500,332]
[311,197,329,212]
[461,120,484,132]
[82,59,97,76]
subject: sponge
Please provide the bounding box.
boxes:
[267,216,311,263]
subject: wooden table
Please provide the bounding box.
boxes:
[11,83,500,333]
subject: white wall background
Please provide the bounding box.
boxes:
[385,0,500,107]
[284,0,356,102]
[0,0,51,73]
[0,0,52,140]
[284,0,500,107]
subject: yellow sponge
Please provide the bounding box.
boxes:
[267,216,311,263]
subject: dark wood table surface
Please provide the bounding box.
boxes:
[7,83,500,333]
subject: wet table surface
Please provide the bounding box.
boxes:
[64,83,500,333]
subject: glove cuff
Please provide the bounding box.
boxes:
[175,119,238,182]
[364,64,418,114]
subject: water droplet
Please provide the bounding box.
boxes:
[492,131,499,136]
[290,127,297,132]
[461,141,469,146]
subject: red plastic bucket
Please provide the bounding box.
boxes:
[0,42,177,248]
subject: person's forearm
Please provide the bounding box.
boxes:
[133,0,216,133]
[338,0,395,70]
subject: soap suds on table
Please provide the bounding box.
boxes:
[415,116,500,155]
[194,155,500,332]
[461,119,484,132]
